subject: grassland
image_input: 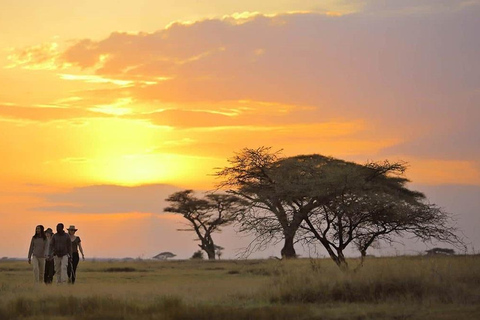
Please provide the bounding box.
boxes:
[0,255,479,319]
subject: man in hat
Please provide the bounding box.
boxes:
[44,228,55,284]
[49,223,72,284]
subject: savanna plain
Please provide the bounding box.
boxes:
[0,255,479,320]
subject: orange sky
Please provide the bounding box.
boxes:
[1,0,479,259]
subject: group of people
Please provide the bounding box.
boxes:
[27,223,85,285]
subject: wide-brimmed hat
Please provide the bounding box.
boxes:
[67,225,78,231]
[45,228,53,234]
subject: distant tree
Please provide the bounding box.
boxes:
[165,190,245,260]
[215,245,224,260]
[426,248,455,255]
[298,161,464,270]
[152,252,177,260]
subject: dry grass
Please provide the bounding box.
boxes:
[266,255,480,304]
[0,255,479,319]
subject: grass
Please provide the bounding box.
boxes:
[0,255,479,319]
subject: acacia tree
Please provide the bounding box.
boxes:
[164,190,245,260]
[216,147,379,258]
[299,162,463,270]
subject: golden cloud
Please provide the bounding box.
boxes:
[6,42,70,70]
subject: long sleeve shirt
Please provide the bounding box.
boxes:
[49,232,72,257]
[28,237,48,259]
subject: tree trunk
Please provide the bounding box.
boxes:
[336,252,348,271]
[200,241,216,260]
[353,249,366,273]
[205,248,216,260]
[281,232,296,258]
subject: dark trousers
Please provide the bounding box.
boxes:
[44,259,55,284]
[67,252,80,284]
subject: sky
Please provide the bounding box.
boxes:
[1,0,479,259]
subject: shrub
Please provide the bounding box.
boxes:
[191,250,204,260]
[104,267,137,272]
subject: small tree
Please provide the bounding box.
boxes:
[165,190,245,260]
[152,252,176,260]
[215,245,224,259]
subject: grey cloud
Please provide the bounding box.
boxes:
[65,10,479,119]
[359,0,479,15]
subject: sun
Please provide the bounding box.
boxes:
[91,154,178,186]
[97,154,169,186]
[86,152,222,189]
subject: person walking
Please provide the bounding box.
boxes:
[28,225,48,283]
[66,225,85,284]
[44,228,55,284]
[49,223,72,284]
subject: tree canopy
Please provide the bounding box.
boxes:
[216,147,373,258]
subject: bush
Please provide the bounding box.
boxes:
[104,267,137,272]
[191,250,204,260]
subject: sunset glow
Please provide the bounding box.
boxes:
[1,0,479,259]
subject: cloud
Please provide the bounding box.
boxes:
[145,120,401,160]
[0,104,102,122]
[7,6,480,165]
[5,42,67,70]
[38,9,478,120]
[0,97,151,123]
[133,100,315,128]
[35,184,183,214]
[359,0,480,15]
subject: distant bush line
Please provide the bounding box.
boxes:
[103,267,139,273]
